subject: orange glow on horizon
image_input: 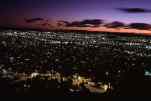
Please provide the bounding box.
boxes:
[61,26,151,36]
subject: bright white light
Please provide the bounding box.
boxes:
[145,71,151,76]
[31,72,39,78]
[103,84,108,91]
[78,76,82,80]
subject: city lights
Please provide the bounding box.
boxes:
[0,30,149,96]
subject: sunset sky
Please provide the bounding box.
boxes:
[1,0,151,34]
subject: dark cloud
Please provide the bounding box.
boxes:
[128,23,151,30]
[41,23,49,26]
[66,19,104,27]
[104,21,125,28]
[67,21,83,27]
[43,24,54,29]
[117,8,151,13]
[81,19,104,27]
[57,20,70,27]
[25,18,44,23]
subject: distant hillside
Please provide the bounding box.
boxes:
[0,26,150,37]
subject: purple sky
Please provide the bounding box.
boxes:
[0,0,151,29]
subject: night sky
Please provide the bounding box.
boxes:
[1,0,151,33]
